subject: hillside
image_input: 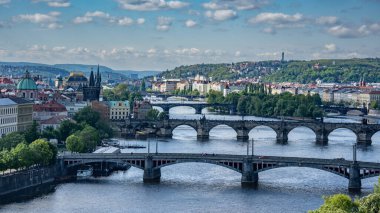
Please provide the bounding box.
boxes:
[0,62,160,80]
[159,58,380,83]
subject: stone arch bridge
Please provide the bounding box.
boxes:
[61,153,380,192]
[121,118,380,145]
[151,103,236,115]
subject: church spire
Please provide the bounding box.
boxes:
[96,64,101,86]
[89,67,95,87]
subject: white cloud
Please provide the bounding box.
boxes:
[73,11,139,27]
[0,0,10,5]
[202,0,265,11]
[234,51,241,57]
[73,16,92,24]
[205,9,237,21]
[316,16,338,25]
[262,27,276,34]
[13,11,62,29]
[185,19,197,27]
[117,0,189,11]
[324,43,336,52]
[136,18,145,25]
[117,17,134,26]
[52,46,66,51]
[156,16,173,31]
[249,12,304,25]
[32,0,71,8]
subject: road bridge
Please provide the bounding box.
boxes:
[121,118,380,145]
[61,152,380,192]
[151,102,236,114]
[322,105,368,115]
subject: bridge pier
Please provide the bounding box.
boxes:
[143,156,161,183]
[237,129,249,141]
[357,132,372,146]
[316,130,328,145]
[195,107,202,114]
[241,158,258,187]
[158,128,173,138]
[197,128,209,140]
[348,163,361,192]
[276,130,288,144]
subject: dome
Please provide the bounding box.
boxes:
[17,71,37,90]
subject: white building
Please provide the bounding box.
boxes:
[108,101,130,120]
[0,98,18,138]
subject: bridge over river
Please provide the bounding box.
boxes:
[61,152,380,192]
[120,118,380,145]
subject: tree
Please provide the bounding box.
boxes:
[95,120,114,139]
[370,101,379,110]
[66,135,85,153]
[74,107,100,127]
[57,120,81,142]
[146,109,160,120]
[77,126,99,152]
[24,121,40,144]
[12,143,33,169]
[140,79,146,92]
[41,126,59,141]
[0,150,7,173]
[29,139,53,166]
[359,193,380,213]
[309,194,359,213]
[0,132,26,150]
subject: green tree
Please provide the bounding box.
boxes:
[29,139,53,166]
[41,126,59,140]
[309,194,359,213]
[146,109,160,120]
[0,150,7,173]
[140,79,146,92]
[57,120,81,142]
[0,132,26,150]
[95,120,114,139]
[12,143,33,169]
[66,135,85,153]
[74,107,100,127]
[77,126,99,152]
[24,121,40,144]
[359,193,380,213]
[370,101,379,110]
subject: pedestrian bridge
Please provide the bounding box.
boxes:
[60,153,380,191]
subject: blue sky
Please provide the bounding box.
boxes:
[0,0,379,70]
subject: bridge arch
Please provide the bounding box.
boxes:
[155,160,243,174]
[257,165,349,179]
[287,126,317,142]
[65,159,145,170]
[327,128,358,143]
[346,109,365,116]
[171,124,198,139]
[208,124,238,139]
[248,125,277,140]
[371,131,380,144]
[168,105,197,114]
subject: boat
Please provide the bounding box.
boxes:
[77,165,93,179]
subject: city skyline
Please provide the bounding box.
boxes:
[0,0,379,70]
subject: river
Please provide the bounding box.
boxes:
[1,106,380,213]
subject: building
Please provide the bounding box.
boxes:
[62,101,88,117]
[63,72,88,89]
[16,70,38,101]
[133,101,152,120]
[33,100,68,121]
[8,96,34,132]
[0,98,18,137]
[40,115,72,131]
[83,66,102,102]
[108,101,130,120]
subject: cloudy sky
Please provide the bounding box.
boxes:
[0,0,379,70]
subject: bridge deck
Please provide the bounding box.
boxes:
[60,153,380,168]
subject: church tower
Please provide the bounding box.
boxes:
[83,66,101,102]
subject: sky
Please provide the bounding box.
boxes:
[0,0,379,71]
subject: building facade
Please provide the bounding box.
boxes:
[16,70,38,101]
[108,101,130,120]
[0,98,18,137]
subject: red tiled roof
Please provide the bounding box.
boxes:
[33,100,67,112]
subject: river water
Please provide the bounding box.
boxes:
[1,106,380,213]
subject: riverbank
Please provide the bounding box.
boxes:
[0,163,71,204]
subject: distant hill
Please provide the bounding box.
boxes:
[0,62,161,80]
[159,58,380,83]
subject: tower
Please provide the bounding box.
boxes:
[83,66,101,102]
[281,52,285,62]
